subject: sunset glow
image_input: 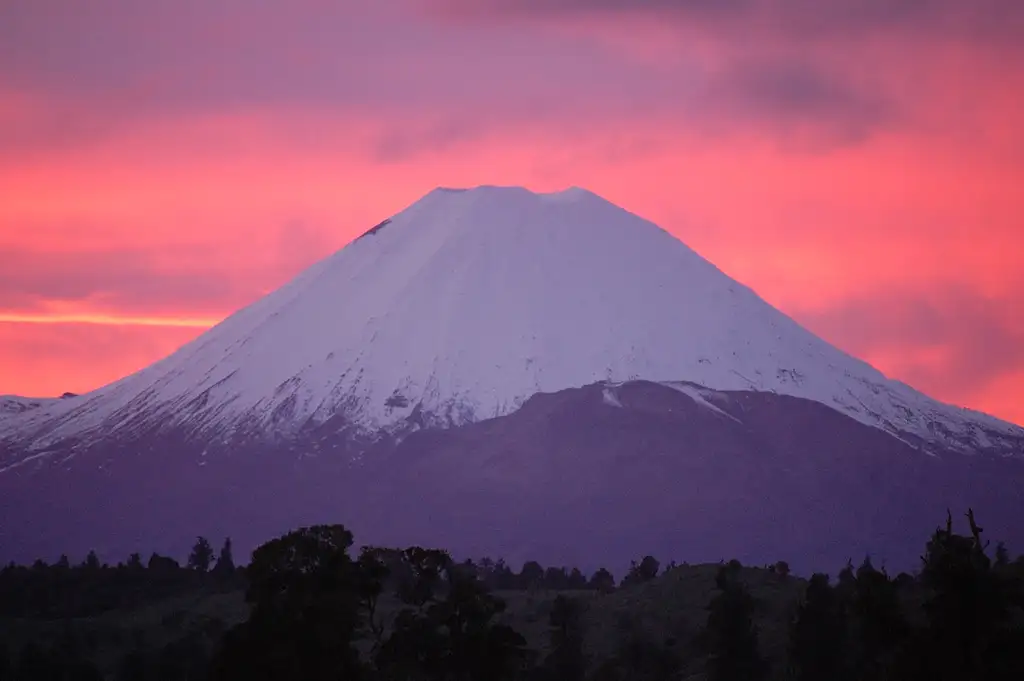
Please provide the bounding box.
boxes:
[1,0,1021,425]
[0,314,219,328]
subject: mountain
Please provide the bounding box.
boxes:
[2,186,1018,455]
[1,186,1022,571]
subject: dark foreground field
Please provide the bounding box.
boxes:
[0,563,802,680]
[2,512,1023,680]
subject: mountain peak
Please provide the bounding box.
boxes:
[378,184,689,274]
[429,184,592,198]
[415,185,614,225]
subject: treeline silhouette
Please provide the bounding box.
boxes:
[1,509,1023,680]
[0,538,241,619]
[0,539,635,622]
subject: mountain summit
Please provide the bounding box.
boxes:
[1,186,1022,570]
[2,185,1019,457]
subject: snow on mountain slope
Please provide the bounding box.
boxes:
[1,185,1021,457]
[0,396,58,419]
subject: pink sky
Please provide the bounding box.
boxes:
[1,0,1022,425]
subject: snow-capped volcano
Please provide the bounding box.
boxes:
[3,184,1024,571]
[1,185,1020,459]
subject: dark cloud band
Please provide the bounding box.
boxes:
[431,0,1024,45]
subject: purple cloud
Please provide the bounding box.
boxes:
[0,0,909,158]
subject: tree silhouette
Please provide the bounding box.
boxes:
[490,558,517,590]
[187,536,214,572]
[82,550,100,571]
[544,566,569,590]
[375,548,527,681]
[700,566,768,681]
[126,552,143,571]
[212,538,235,578]
[911,509,1024,680]
[395,546,451,609]
[788,573,846,681]
[520,561,544,589]
[543,595,586,681]
[207,524,369,681]
[147,553,180,574]
[843,556,908,680]
[356,547,391,653]
[434,567,527,680]
[622,556,660,587]
[567,567,588,590]
[995,541,1010,567]
[589,567,616,593]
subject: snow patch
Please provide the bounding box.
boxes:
[602,387,623,408]
[664,382,742,423]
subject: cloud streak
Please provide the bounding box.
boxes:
[0,314,217,328]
